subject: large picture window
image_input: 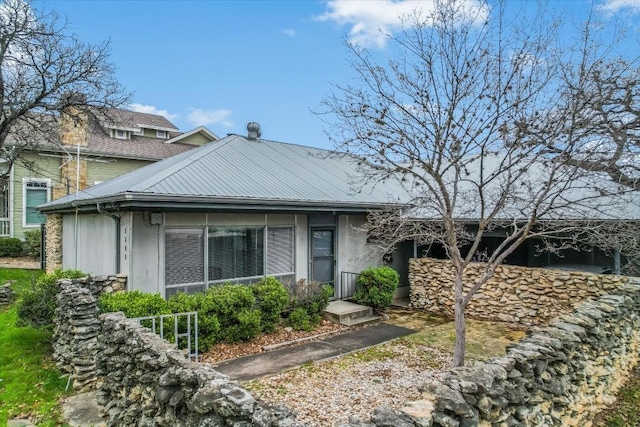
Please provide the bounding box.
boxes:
[23,179,50,227]
[208,228,264,283]
[165,225,295,296]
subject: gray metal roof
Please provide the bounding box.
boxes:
[39,134,406,213]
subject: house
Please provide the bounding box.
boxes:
[38,123,408,300]
[1,107,218,240]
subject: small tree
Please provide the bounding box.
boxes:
[0,0,129,176]
[322,0,638,367]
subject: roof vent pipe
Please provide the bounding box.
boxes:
[247,122,261,140]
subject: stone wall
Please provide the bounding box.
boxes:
[0,283,13,305]
[52,276,126,391]
[410,258,628,325]
[344,284,640,427]
[98,312,299,427]
[53,279,298,426]
[44,213,63,273]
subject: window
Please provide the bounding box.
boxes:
[156,130,168,139]
[165,228,205,287]
[23,179,50,227]
[267,227,295,286]
[208,228,264,283]
[165,225,295,296]
[114,129,127,139]
[133,128,143,136]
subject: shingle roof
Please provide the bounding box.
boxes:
[8,108,211,161]
[39,134,406,213]
[91,108,179,132]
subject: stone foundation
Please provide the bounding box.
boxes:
[409,258,628,325]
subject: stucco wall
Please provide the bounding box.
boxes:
[409,257,628,326]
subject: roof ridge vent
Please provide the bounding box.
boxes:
[247,122,261,140]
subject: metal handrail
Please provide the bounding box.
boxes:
[132,311,199,362]
[339,271,361,300]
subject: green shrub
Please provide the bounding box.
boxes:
[168,291,220,352]
[251,277,289,333]
[205,284,262,343]
[287,306,314,331]
[23,229,42,258]
[16,269,87,328]
[352,266,399,311]
[169,284,265,348]
[286,280,332,331]
[98,291,170,318]
[0,237,24,257]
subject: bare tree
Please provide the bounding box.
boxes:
[0,0,129,176]
[322,0,638,367]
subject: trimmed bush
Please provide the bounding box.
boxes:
[98,291,170,318]
[352,266,399,311]
[251,277,289,333]
[23,229,41,258]
[167,291,221,352]
[16,269,87,328]
[287,306,314,331]
[205,284,262,343]
[0,237,24,257]
[286,280,332,331]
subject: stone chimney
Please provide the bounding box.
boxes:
[55,93,89,200]
[247,122,261,140]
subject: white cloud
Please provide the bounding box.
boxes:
[282,28,296,37]
[130,103,179,121]
[601,0,640,14]
[316,0,488,48]
[187,108,233,128]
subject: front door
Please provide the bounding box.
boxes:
[311,228,335,295]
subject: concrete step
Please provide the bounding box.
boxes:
[323,300,380,326]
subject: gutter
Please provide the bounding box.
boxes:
[97,203,121,273]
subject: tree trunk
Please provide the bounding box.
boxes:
[452,274,466,367]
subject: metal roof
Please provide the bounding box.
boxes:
[39,134,406,213]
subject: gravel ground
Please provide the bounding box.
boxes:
[0,256,40,270]
[245,338,452,426]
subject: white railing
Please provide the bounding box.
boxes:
[0,218,10,236]
[132,311,199,362]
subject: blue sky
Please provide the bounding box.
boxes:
[39,0,640,150]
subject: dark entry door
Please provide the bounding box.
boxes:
[311,228,335,292]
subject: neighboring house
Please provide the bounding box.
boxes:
[38,123,407,300]
[2,108,218,239]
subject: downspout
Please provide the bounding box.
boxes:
[97,203,121,273]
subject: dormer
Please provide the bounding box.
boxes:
[93,108,180,141]
[108,124,139,140]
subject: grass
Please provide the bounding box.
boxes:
[385,308,526,361]
[0,267,70,427]
[594,366,640,426]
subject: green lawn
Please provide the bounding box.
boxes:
[0,268,70,427]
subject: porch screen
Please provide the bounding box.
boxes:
[165,228,205,286]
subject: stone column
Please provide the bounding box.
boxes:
[45,213,63,273]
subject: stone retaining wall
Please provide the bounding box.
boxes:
[0,283,13,305]
[98,312,299,426]
[410,258,628,325]
[52,276,126,392]
[344,284,640,427]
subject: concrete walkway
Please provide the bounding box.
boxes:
[212,322,416,381]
